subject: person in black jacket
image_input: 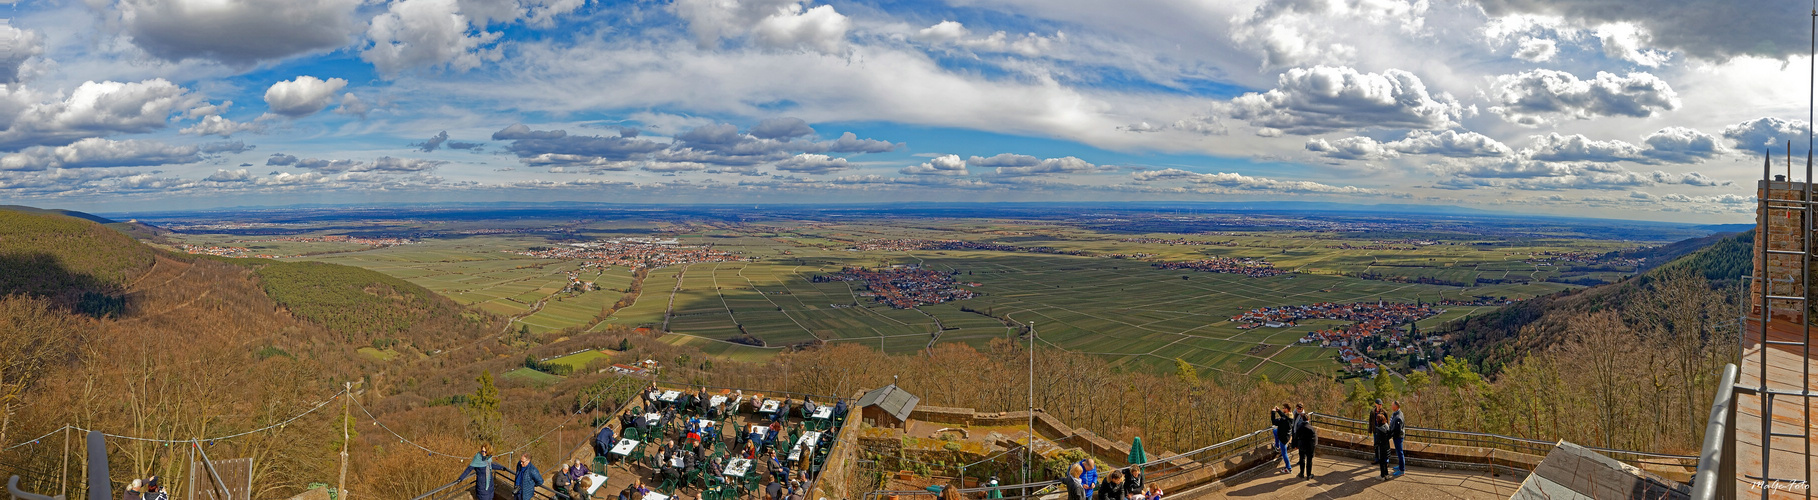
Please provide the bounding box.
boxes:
[1270,403,1294,474]
[1062,463,1085,500]
[1288,403,1316,479]
[1370,399,1389,479]
[1122,466,1144,499]
[1389,401,1407,477]
[1093,471,1123,500]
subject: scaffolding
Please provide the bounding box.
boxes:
[1739,149,1818,500]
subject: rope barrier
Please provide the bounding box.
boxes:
[3,388,348,451]
[349,396,477,460]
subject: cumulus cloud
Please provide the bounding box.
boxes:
[773,153,850,174]
[180,115,263,137]
[1306,137,1398,160]
[1229,66,1466,134]
[1387,130,1512,158]
[900,154,968,176]
[204,168,253,183]
[989,156,1111,176]
[824,132,897,153]
[1475,0,1806,62]
[748,117,815,139]
[264,76,348,118]
[1639,127,1721,163]
[1230,0,1427,69]
[336,93,370,117]
[1488,70,1679,126]
[266,153,299,166]
[1523,133,1647,163]
[1131,168,1375,194]
[106,0,363,65]
[0,23,43,84]
[291,156,446,173]
[671,0,850,54]
[1513,37,1557,62]
[492,124,669,168]
[0,138,202,171]
[0,79,200,150]
[362,0,504,77]
[1723,117,1811,151]
[1594,23,1670,67]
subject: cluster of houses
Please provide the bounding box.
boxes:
[1230,300,1441,348]
[233,235,415,246]
[510,238,748,270]
[816,266,976,309]
[174,243,294,259]
[1154,257,1286,277]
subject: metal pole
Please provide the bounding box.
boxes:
[1761,148,1773,500]
[340,382,350,500]
[1026,320,1034,495]
[60,426,68,499]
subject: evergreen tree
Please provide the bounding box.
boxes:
[1373,372,1399,401]
[467,370,504,444]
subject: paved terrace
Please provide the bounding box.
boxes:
[1185,454,1524,500]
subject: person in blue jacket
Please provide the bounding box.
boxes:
[1077,458,1098,499]
[515,455,544,500]
[458,445,511,500]
[593,426,616,464]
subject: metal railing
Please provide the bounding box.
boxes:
[1692,363,1740,500]
[1307,412,1699,473]
[861,427,1278,500]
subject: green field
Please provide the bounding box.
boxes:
[167,217,1640,383]
[546,349,613,371]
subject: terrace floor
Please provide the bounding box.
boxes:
[1185,455,1524,499]
[1738,319,1818,500]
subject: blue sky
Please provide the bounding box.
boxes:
[0,0,1808,221]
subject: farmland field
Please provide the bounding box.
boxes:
[152,207,1700,383]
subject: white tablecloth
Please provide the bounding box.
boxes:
[710,395,728,407]
[658,390,681,402]
[811,407,833,419]
[724,458,752,477]
[585,473,609,495]
[611,439,640,456]
[759,400,780,413]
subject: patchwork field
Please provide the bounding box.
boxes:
[163,214,1662,383]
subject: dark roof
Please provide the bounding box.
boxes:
[1510,440,1689,500]
[855,384,918,422]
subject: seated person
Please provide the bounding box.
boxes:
[832,399,847,420]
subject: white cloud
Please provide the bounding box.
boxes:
[1638,127,1721,163]
[748,117,815,139]
[1230,66,1466,134]
[180,115,262,137]
[1131,168,1375,194]
[362,0,504,77]
[336,93,371,117]
[1722,117,1810,151]
[1476,0,1807,62]
[264,76,348,118]
[286,156,446,173]
[106,0,364,65]
[1305,136,1398,160]
[990,156,1110,176]
[912,21,1060,57]
[1488,70,1679,126]
[0,138,201,171]
[1229,0,1429,69]
[0,23,43,84]
[900,154,967,176]
[1523,133,1646,163]
[672,0,849,54]
[0,79,200,150]
[1513,37,1557,62]
[772,153,849,174]
[204,168,253,182]
[1593,23,1670,67]
[1388,130,1512,158]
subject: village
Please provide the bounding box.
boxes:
[510,238,749,269]
[1153,256,1287,277]
[230,235,416,246]
[815,266,977,309]
[174,243,297,259]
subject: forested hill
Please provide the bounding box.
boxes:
[1440,230,1752,375]
[0,209,155,316]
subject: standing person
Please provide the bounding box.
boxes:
[122,479,144,500]
[764,477,785,500]
[1371,399,1390,480]
[1270,403,1295,474]
[142,477,169,500]
[457,445,512,500]
[1062,463,1085,500]
[574,475,594,500]
[515,455,544,500]
[594,425,616,464]
[1077,458,1098,500]
[1289,404,1317,480]
[1122,466,1143,500]
[1389,401,1407,477]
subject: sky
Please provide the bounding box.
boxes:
[0,0,1812,222]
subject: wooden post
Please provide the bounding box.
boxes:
[339,382,350,500]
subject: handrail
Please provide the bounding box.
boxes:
[1306,412,1697,469]
[862,427,1279,500]
[1691,363,1739,500]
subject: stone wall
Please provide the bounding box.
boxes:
[905,407,1136,467]
[1754,180,1814,324]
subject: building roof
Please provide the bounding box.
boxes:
[855,384,919,422]
[1510,440,1689,500]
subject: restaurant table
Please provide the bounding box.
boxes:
[611,439,640,456]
